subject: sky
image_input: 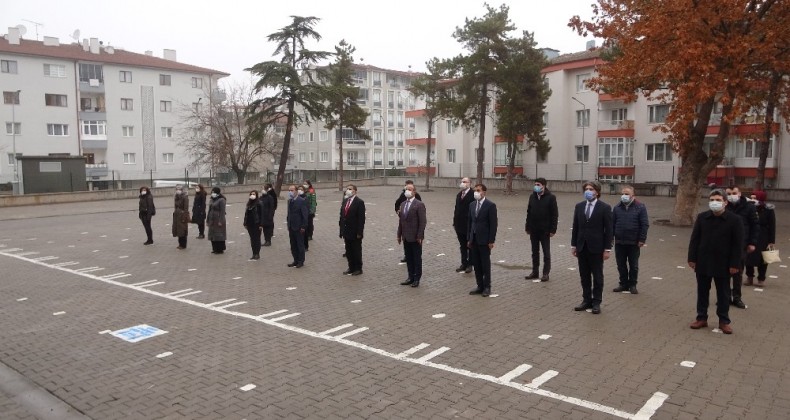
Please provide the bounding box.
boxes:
[3,0,598,85]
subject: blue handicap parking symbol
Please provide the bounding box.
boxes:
[110,324,168,343]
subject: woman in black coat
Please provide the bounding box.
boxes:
[192,184,207,239]
[244,190,263,260]
[745,191,776,287]
[207,187,227,254]
[172,185,189,249]
[259,183,277,246]
[138,186,156,245]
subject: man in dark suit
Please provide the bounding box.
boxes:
[467,184,498,297]
[525,177,559,281]
[339,184,366,276]
[286,184,308,268]
[394,180,421,263]
[688,189,744,335]
[453,177,475,273]
[397,184,427,287]
[571,180,613,314]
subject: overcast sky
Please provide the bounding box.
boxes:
[3,0,598,85]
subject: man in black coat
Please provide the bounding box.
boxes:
[467,184,498,297]
[724,185,758,309]
[453,177,476,273]
[340,184,366,276]
[571,181,613,315]
[286,185,308,268]
[394,180,421,263]
[688,189,744,335]
[525,177,558,282]
[611,185,649,294]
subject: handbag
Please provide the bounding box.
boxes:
[761,245,781,264]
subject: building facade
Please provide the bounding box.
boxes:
[1,27,228,190]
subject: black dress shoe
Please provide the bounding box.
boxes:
[524,272,539,280]
[591,305,601,314]
[464,266,473,273]
[481,288,491,297]
[144,240,153,245]
[731,299,747,309]
[343,270,353,275]
[401,279,414,285]
[629,286,639,294]
[400,257,407,263]
[263,241,271,246]
[540,274,550,282]
[613,286,628,292]
[351,270,363,276]
[295,263,304,268]
[288,262,297,267]
[455,265,466,273]
[469,289,483,295]
[411,281,420,287]
[574,302,593,311]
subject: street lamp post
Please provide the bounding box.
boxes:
[571,96,586,181]
[11,90,20,195]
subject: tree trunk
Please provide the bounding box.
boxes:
[671,167,704,226]
[275,98,296,196]
[756,72,780,191]
[338,123,344,191]
[476,83,488,184]
[234,168,246,185]
[505,140,515,194]
[425,119,433,191]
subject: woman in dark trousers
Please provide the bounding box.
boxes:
[260,183,277,246]
[745,190,776,287]
[172,185,189,249]
[192,184,207,239]
[244,190,263,260]
[138,186,156,245]
[207,187,227,254]
[304,180,317,242]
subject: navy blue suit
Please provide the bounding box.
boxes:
[467,198,498,292]
[571,199,613,306]
[287,196,309,265]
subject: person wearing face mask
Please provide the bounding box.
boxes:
[524,177,558,282]
[723,185,759,309]
[394,180,421,263]
[244,190,263,260]
[192,184,207,239]
[303,180,317,243]
[172,185,190,249]
[259,183,276,246]
[571,180,613,315]
[467,184,497,297]
[286,185,308,268]
[398,184,427,287]
[138,186,156,245]
[745,190,775,288]
[453,177,476,274]
[688,189,744,335]
[207,187,227,254]
[611,185,649,294]
[339,184,366,275]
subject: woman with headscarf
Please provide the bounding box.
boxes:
[745,190,776,287]
[192,183,207,239]
[139,186,156,245]
[207,187,227,254]
[244,190,263,260]
[172,185,190,249]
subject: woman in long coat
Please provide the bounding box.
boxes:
[207,187,227,254]
[172,185,189,249]
[139,186,156,245]
[243,190,263,260]
[192,184,207,239]
[260,183,276,246]
[745,190,776,287]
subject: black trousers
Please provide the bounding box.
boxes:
[196,221,205,236]
[247,226,261,256]
[455,228,470,268]
[696,273,731,324]
[263,225,274,243]
[529,231,552,275]
[345,237,363,272]
[404,240,423,282]
[745,263,768,281]
[140,215,153,241]
[289,229,305,264]
[307,214,315,239]
[729,257,745,300]
[615,243,640,287]
[211,240,226,252]
[177,236,187,248]
[577,248,605,305]
[470,239,491,291]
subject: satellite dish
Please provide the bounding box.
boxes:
[71,29,80,42]
[16,24,27,36]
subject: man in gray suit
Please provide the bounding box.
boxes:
[398,184,427,287]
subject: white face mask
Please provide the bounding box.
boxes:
[303,184,309,189]
[261,190,266,195]
[298,190,304,196]
[709,201,725,212]
[141,190,147,195]
[211,193,218,199]
[473,191,482,201]
[727,194,740,204]
[460,182,468,189]
[195,187,200,192]
[249,195,257,200]
[404,190,413,198]
[175,190,182,195]
[345,189,353,198]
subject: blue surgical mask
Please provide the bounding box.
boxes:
[709,201,724,212]
[620,194,632,204]
[288,191,295,199]
[584,190,595,201]
[533,185,543,193]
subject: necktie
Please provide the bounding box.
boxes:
[404,200,411,216]
[461,190,466,200]
[585,202,593,220]
[344,198,352,216]
[476,201,482,217]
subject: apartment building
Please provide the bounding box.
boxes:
[0,27,228,189]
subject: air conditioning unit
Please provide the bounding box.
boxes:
[89,79,100,87]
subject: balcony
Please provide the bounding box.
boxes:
[86,163,108,177]
[80,108,106,121]
[597,120,635,136]
[79,79,105,93]
[82,139,108,150]
[336,160,368,167]
[405,137,435,146]
[343,139,368,148]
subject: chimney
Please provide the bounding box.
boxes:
[82,38,89,51]
[6,27,20,45]
[89,37,100,54]
[145,50,153,56]
[163,49,177,61]
[43,36,59,46]
[586,40,596,50]
[104,46,114,54]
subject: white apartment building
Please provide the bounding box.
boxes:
[0,27,228,189]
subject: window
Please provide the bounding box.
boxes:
[447,149,456,163]
[576,145,589,163]
[397,112,404,128]
[372,90,382,107]
[159,74,171,86]
[8,153,16,165]
[123,153,136,164]
[161,127,173,138]
[372,72,382,86]
[78,63,103,83]
[387,130,395,146]
[576,73,591,92]
[737,138,774,159]
[576,109,590,128]
[122,126,134,137]
[319,130,328,142]
[446,120,456,134]
[43,64,66,78]
[387,91,395,108]
[82,120,106,136]
[397,130,404,147]
[373,150,382,166]
[80,98,92,110]
[611,108,627,123]
[320,151,328,162]
[160,101,172,112]
[408,117,415,129]
[387,110,394,127]
[494,143,523,166]
[121,98,133,111]
[45,94,67,107]
[309,132,314,142]
[162,153,174,163]
[388,150,395,166]
[408,149,416,165]
[309,152,315,162]
[5,122,21,135]
[372,111,382,127]
[3,91,20,104]
[357,88,368,104]
[119,70,132,83]
[397,94,404,109]
[47,124,69,136]
[598,137,634,167]
[396,149,404,166]
[191,77,202,88]
[297,133,305,143]
[599,174,633,183]
[339,128,369,141]
[373,130,382,146]
[649,104,670,124]
[299,152,306,162]
[646,143,673,162]
[1,60,18,74]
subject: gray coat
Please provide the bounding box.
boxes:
[172,193,189,237]
[207,196,227,242]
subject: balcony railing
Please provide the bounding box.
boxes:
[597,120,635,131]
[336,160,368,167]
[86,163,108,177]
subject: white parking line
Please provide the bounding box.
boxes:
[527,370,559,388]
[131,280,160,286]
[156,352,173,358]
[500,364,533,382]
[75,266,100,272]
[77,267,105,273]
[138,282,165,288]
[32,256,59,262]
[52,262,79,267]
[319,324,354,335]
[415,346,451,363]
[257,310,288,318]
[166,289,193,296]
[217,301,247,310]
[15,251,39,256]
[334,327,369,339]
[397,343,431,358]
[268,313,301,322]
[206,298,237,307]
[170,290,202,298]
[102,273,131,280]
